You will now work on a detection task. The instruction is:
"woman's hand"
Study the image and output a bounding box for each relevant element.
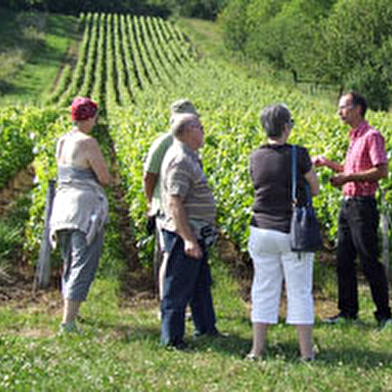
[312,155,328,167]
[311,155,343,173]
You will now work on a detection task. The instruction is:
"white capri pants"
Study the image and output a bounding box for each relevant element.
[248,226,314,325]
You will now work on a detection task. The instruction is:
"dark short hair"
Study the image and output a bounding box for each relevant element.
[260,104,291,138]
[346,91,367,117]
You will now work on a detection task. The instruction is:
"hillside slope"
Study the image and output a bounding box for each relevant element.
[0,8,77,106]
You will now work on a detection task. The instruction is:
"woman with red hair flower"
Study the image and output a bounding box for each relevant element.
[50,97,111,333]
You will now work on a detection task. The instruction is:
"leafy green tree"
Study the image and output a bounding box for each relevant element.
[221,0,335,79]
[319,0,392,110]
[175,0,225,19]
[246,0,335,73]
[279,0,335,81]
[219,0,251,52]
[243,0,289,66]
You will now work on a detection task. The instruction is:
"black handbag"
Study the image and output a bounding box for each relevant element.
[290,145,323,252]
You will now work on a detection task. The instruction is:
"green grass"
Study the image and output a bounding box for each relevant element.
[0,9,77,106]
[177,17,227,59]
[0,255,391,391]
[178,17,293,85]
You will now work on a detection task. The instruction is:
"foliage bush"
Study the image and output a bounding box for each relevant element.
[220,0,392,111]
[0,107,58,190]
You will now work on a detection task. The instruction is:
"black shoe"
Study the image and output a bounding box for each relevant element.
[163,340,188,351]
[193,329,228,340]
[322,313,357,324]
[210,330,229,338]
[173,341,188,350]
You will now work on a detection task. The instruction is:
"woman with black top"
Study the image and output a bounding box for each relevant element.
[247,104,319,362]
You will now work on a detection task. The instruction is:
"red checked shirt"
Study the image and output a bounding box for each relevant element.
[343,120,387,196]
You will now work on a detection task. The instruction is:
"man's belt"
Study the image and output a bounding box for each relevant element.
[343,195,375,202]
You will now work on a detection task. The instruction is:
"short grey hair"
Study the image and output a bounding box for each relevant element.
[260,104,291,138]
[170,113,199,139]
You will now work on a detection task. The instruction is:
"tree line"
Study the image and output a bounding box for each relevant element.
[1,0,226,19]
[220,0,392,111]
[4,0,392,110]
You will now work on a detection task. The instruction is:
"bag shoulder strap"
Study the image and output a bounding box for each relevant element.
[291,145,298,204]
[291,145,312,206]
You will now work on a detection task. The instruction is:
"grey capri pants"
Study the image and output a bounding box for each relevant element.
[57,229,104,302]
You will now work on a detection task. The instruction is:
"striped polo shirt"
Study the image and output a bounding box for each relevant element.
[160,139,216,234]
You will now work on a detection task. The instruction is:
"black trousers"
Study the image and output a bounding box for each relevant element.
[160,230,217,346]
[337,197,391,321]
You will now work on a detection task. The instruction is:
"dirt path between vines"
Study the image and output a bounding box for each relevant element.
[50,22,80,93]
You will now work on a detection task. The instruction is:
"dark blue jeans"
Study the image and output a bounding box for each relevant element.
[160,230,217,346]
[337,197,391,321]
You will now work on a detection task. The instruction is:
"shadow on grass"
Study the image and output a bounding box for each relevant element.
[77,315,392,368]
[316,347,392,368]
[314,319,378,331]
[79,316,161,341]
[190,334,392,368]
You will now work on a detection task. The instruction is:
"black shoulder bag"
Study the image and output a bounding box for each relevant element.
[290,145,323,252]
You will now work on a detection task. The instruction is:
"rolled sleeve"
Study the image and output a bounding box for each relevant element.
[368,132,387,167]
[166,164,191,199]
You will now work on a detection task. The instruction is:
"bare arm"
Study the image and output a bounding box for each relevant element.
[55,138,65,162]
[86,138,111,186]
[304,167,320,196]
[168,195,202,259]
[330,163,388,187]
[143,172,158,204]
[312,155,344,172]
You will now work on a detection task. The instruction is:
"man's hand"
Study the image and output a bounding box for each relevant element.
[168,195,203,259]
[143,172,158,203]
[330,164,388,188]
[184,239,203,259]
[330,173,349,187]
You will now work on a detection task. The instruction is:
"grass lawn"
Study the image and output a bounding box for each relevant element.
[0,253,391,391]
[0,9,77,107]
[177,17,227,59]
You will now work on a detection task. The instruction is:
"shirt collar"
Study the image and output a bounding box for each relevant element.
[350,120,369,139]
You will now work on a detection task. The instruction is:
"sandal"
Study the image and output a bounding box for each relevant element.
[245,352,262,361]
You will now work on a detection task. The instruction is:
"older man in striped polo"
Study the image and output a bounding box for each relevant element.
[159,113,219,349]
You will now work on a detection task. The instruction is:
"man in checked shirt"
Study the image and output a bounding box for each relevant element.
[314,91,392,330]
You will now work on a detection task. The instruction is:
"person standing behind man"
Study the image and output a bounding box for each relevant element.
[143,99,199,298]
[159,113,219,348]
[314,91,391,330]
